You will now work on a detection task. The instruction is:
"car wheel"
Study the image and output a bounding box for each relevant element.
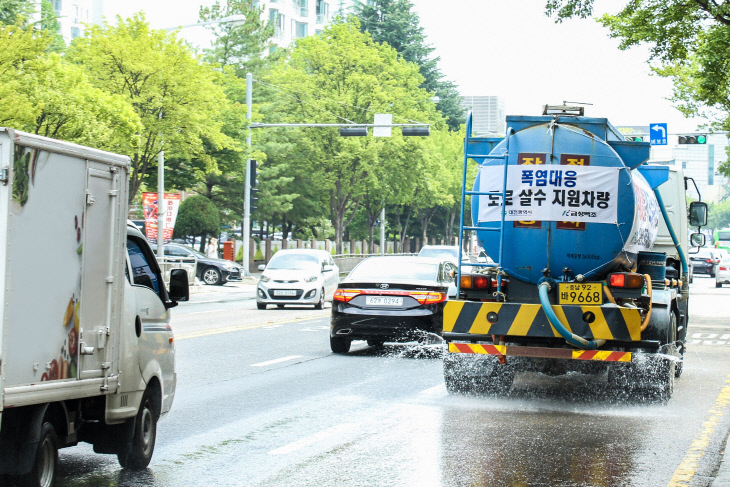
[202,267,222,285]
[18,422,57,487]
[118,387,159,470]
[330,336,350,354]
[257,303,267,310]
[277,304,285,308]
[367,340,385,348]
[314,289,325,310]
[711,269,716,277]
[716,281,722,288]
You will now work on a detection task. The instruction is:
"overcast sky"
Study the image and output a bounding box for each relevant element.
[103,0,708,133]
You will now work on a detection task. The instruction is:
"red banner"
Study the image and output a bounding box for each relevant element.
[143,193,181,242]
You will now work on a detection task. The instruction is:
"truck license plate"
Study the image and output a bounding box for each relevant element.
[558,283,603,305]
[365,296,403,306]
[273,290,297,296]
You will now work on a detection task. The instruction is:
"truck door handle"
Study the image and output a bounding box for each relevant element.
[80,342,95,355]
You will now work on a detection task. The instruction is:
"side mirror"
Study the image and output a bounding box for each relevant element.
[258,264,266,271]
[323,264,333,272]
[168,269,189,302]
[690,233,706,247]
[689,201,708,227]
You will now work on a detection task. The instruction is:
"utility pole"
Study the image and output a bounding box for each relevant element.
[157,151,164,260]
[243,72,253,276]
[380,207,385,255]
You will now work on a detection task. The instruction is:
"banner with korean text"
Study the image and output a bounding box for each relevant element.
[143,192,182,242]
[477,165,621,224]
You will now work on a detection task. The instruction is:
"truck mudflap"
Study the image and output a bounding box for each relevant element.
[447,343,632,362]
[443,300,642,342]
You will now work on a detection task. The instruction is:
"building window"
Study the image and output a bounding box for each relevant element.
[71,26,80,38]
[270,9,285,38]
[54,0,62,11]
[296,21,308,38]
[295,0,309,16]
[316,0,329,23]
[682,161,687,169]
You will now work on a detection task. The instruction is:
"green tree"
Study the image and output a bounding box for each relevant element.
[355,0,465,131]
[544,1,730,174]
[265,19,442,253]
[0,0,32,25]
[173,195,221,250]
[67,14,235,204]
[199,0,275,77]
[39,0,64,52]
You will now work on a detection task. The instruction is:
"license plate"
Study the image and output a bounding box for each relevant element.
[365,296,403,306]
[273,290,297,296]
[558,283,603,305]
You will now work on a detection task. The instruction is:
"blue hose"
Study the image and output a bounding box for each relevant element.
[538,282,604,350]
[653,189,688,276]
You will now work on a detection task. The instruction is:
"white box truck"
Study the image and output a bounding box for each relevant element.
[0,128,188,487]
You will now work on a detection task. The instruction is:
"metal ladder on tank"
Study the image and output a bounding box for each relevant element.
[455,111,514,299]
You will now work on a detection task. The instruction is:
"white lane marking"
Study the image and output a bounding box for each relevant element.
[419,384,447,396]
[268,423,358,455]
[299,326,329,332]
[250,355,302,367]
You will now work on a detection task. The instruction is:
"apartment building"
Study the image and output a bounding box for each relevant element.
[50,0,103,43]
[460,96,506,136]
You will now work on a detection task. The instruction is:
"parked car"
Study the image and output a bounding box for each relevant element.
[330,256,457,353]
[716,258,730,287]
[256,249,339,310]
[151,243,243,285]
[689,248,722,277]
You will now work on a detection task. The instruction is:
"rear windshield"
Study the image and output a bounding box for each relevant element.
[349,258,438,281]
[418,248,458,260]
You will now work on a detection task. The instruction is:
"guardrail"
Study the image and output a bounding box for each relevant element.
[158,256,197,286]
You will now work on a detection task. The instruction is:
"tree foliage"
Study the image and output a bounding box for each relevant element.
[0,0,32,25]
[545,0,730,175]
[174,194,221,241]
[67,14,235,203]
[355,0,464,131]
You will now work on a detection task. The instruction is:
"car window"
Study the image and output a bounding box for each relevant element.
[127,238,160,293]
[167,246,191,258]
[267,253,320,270]
[418,248,459,261]
[349,258,439,281]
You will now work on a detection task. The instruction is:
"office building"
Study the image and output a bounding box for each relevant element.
[460,96,506,136]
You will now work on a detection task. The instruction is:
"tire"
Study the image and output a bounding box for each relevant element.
[277,304,285,308]
[118,387,159,470]
[314,289,325,310]
[18,422,57,487]
[257,303,267,310]
[330,336,350,354]
[716,282,723,288]
[202,267,222,285]
[367,339,385,348]
[443,353,514,396]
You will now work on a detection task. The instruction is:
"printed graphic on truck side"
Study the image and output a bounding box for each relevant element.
[6,146,84,384]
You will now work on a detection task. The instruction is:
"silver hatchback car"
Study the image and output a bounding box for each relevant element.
[257,249,340,309]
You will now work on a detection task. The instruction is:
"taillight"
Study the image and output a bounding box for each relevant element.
[460,274,491,289]
[608,272,644,288]
[706,259,714,264]
[409,291,446,304]
[721,266,728,271]
[333,289,360,302]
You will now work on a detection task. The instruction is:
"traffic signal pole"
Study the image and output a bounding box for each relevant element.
[243,72,253,276]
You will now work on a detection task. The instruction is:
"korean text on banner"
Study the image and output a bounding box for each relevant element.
[477,165,620,224]
[142,192,182,242]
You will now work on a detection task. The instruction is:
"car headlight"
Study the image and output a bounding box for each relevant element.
[221,263,234,270]
[260,275,271,282]
[304,275,319,283]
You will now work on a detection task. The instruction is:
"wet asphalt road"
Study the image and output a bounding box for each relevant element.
[51,276,730,487]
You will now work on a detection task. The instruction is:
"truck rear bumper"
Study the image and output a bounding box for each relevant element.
[447,342,632,362]
[444,300,642,342]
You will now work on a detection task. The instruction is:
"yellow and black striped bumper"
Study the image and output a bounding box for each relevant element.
[444,300,641,342]
[448,343,632,361]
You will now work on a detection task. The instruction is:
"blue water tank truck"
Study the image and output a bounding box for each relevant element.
[444,104,708,401]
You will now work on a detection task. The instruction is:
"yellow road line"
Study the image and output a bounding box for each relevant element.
[669,374,730,486]
[175,316,327,340]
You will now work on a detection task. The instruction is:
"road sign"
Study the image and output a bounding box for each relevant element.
[649,123,668,146]
[374,114,392,137]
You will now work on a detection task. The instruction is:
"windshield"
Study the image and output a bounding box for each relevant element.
[267,253,320,270]
[418,248,458,260]
[718,232,730,241]
[349,258,439,281]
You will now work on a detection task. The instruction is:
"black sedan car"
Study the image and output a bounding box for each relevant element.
[330,256,457,353]
[689,248,721,277]
[151,243,243,285]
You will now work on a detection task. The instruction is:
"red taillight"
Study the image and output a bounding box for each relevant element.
[609,273,625,287]
[609,272,643,288]
[706,259,714,263]
[474,275,490,289]
[460,274,490,289]
[334,289,361,302]
[721,267,728,271]
[409,291,446,304]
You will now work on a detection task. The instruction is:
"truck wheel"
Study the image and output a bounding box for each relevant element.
[202,267,222,285]
[330,336,350,354]
[118,388,159,470]
[18,422,57,487]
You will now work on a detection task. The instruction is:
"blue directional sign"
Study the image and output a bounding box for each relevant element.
[649,123,668,146]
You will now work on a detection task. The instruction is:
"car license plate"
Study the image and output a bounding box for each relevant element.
[365,296,403,306]
[273,290,297,296]
[558,283,603,305]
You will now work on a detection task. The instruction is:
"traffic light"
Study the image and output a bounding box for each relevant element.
[678,134,707,144]
[339,127,368,137]
[625,136,644,142]
[401,126,431,136]
[249,160,259,212]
